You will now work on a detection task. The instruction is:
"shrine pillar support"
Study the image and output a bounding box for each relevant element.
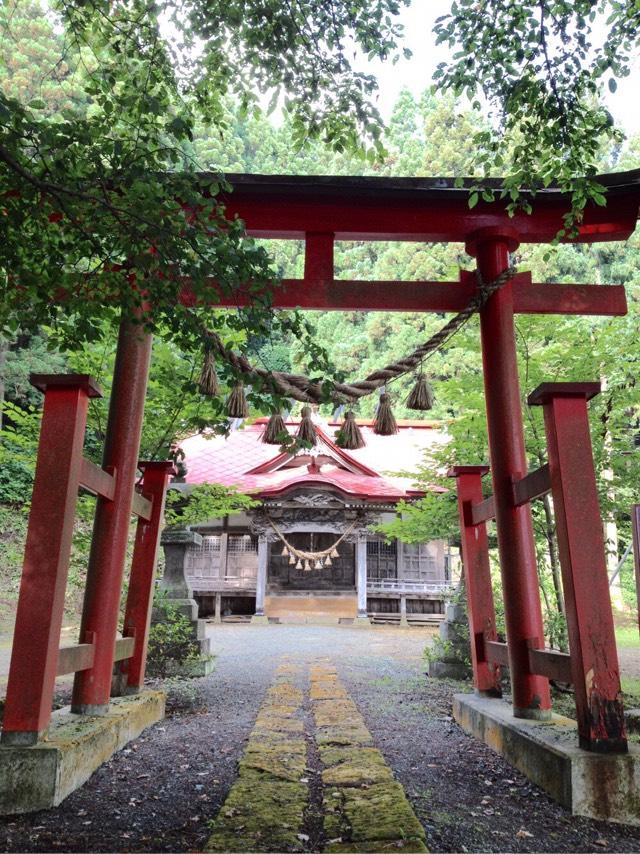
[251,534,269,624]
[72,317,152,714]
[355,534,371,626]
[467,228,551,719]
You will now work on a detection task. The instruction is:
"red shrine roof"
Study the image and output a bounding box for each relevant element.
[179,417,447,502]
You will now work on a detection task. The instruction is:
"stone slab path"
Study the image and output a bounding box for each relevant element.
[206,657,426,852]
[1,624,640,852]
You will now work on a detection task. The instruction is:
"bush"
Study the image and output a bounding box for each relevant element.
[146,594,202,679]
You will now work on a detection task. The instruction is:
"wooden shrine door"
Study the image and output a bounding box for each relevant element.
[269,533,355,590]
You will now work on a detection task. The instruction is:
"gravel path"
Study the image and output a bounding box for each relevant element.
[0,624,640,852]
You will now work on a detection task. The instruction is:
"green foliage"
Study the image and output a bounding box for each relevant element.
[376,490,460,546]
[0,0,409,362]
[146,594,202,679]
[0,503,29,620]
[433,2,636,230]
[164,482,258,528]
[0,400,39,503]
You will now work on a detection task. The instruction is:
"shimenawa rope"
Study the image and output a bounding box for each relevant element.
[201,266,517,405]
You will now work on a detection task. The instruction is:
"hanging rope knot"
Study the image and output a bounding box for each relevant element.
[267,518,357,570]
[197,265,518,406]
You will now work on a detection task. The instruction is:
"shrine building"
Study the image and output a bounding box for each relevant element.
[168,414,456,625]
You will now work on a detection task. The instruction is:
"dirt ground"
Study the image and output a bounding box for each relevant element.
[1,623,640,853]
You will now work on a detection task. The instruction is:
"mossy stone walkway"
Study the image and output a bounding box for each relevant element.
[206,658,427,853]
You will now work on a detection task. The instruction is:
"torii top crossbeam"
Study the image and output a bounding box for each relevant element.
[217,169,640,244]
[198,169,640,317]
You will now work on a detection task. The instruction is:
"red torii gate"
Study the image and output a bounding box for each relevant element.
[2,171,638,754]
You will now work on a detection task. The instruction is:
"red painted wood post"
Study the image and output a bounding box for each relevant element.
[119,461,175,692]
[72,319,152,714]
[1,375,102,744]
[632,505,640,638]
[448,466,501,695]
[467,227,552,719]
[529,382,627,752]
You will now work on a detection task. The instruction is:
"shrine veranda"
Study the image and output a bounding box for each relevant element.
[2,171,640,817]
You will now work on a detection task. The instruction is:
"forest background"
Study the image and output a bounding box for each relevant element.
[1,0,639,649]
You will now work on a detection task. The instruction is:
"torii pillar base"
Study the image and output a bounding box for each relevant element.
[0,691,164,815]
[454,693,640,826]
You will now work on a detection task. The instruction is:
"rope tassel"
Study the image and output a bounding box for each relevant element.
[406,375,434,411]
[335,410,365,449]
[296,405,317,445]
[198,346,219,396]
[373,393,398,436]
[226,382,249,418]
[262,411,287,445]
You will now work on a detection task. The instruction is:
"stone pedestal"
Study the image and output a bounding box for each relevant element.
[454,693,640,825]
[157,529,214,676]
[426,602,472,680]
[0,692,164,814]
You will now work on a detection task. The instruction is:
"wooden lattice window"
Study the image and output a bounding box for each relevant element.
[226,533,258,580]
[185,535,221,580]
[401,542,439,583]
[366,538,397,580]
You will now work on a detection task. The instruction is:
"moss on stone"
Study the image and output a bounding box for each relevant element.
[324,839,429,852]
[320,747,394,787]
[316,725,373,747]
[310,683,349,701]
[323,782,426,845]
[313,700,363,728]
[266,683,304,706]
[205,770,308,852]
[254,714,305,734]
[240,737,307,782]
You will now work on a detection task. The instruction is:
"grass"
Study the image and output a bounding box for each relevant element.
[615,625,640,649]
[621,675,640,703]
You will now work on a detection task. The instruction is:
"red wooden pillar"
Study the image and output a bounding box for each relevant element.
[2,375,102,744]
[72,319,152,714]
[467,227,551,719]
[119,461,175,692]
[448,466,501,695]
[632,505,640,638]
[529,382,626,752]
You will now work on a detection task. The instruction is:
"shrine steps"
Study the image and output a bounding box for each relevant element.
[264,591,357,624]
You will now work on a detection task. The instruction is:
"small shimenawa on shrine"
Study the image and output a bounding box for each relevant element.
[166,413,455,625]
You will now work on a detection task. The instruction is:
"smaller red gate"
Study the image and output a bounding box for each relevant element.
[449,381,626,753]
[1,374,173,745]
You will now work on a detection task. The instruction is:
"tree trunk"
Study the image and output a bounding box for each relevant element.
[0,336,6,431]
[542,492,565,620]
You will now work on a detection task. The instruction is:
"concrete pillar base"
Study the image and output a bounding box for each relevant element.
[353,615,372,628]
[250,614,270,625]
[453,693,640,825]
[399,616,410,628]
[0,691,165,814]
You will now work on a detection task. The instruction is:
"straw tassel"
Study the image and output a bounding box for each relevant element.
[335,410,365,450]
[406,375,434,411]
[296,405,317,445]
[226,382,248,418]
[373,393,398,435]
[198,345,219,396]
[262,411,287,445]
